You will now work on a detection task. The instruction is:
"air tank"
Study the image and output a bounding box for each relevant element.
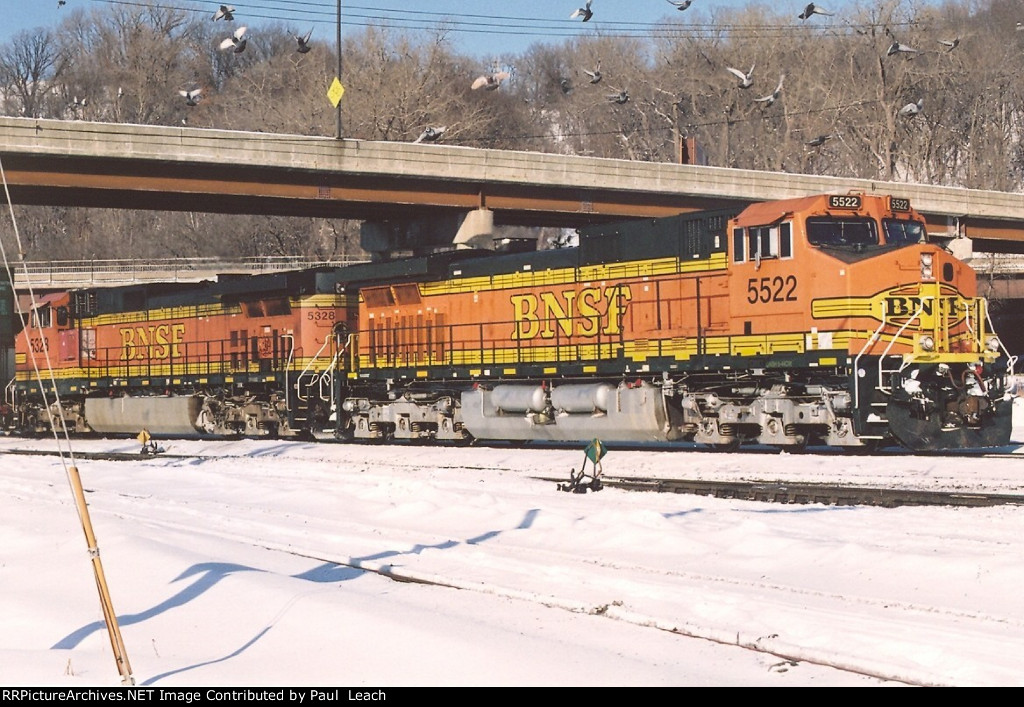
[550,383,615,414]
[491,385,548,413]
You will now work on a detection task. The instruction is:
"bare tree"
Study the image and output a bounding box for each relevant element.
[0,29,66,117]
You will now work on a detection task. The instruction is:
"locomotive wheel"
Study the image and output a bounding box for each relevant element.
[886,399,1014,451]
[841,438,882,455]
[778,438,809,454]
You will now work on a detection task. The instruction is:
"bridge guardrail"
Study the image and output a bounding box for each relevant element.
[966,254,1024,276]
[7,253,1024,289]
[9,256,369,287]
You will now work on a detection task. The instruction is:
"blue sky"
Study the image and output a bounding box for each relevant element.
[2,0,872,57]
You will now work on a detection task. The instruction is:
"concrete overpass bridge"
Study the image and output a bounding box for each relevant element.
[1,117,1023,257]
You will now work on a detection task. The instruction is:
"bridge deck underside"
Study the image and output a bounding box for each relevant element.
[2,117,1024,253]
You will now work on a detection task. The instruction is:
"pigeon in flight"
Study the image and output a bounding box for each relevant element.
[937,37,959,52]
[58,0,66,7]
[607,90,629,104]
[213,5,235,21]
[219,26,248,53]
[666,0,693,10]
[804,134,833,147]
[898,98,923,117]
[570,1,593,22]
[754,74,785,106]
[887,41,917,56]
[471,71,511,91]
[413,126,446,144]
[559,77,573,95]
[798,3,832,20]
[179,88,202,107]
[726,63,755,89]
[583,66,602,84]
[294,29,313,53]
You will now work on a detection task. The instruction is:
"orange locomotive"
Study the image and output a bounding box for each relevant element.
[9,192,1016,451]
[13,269,355,437]
[346,192,1014,451]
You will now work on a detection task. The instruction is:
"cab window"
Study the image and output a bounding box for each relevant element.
[806,218,878,247]
[31,305,51,329]
[883,218,925,246]
[732,223,792,263]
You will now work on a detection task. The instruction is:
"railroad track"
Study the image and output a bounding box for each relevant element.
[5,444,1019,509]
[546,476,1024,508]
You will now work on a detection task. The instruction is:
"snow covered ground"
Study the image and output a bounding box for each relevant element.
[0,399,1021,687]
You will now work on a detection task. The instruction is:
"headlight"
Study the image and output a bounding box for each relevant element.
[919,335,934,351]
[920,253,934,280]
[987,337,1001,352]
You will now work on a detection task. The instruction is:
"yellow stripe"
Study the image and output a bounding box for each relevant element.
[355,328,940,370]
[15,356,335,382]
[419,254,727,297]
[82,295,352,327]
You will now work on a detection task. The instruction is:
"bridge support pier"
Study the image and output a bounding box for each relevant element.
[360,209,495,259]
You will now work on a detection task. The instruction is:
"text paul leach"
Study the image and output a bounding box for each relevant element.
[2,689,386,703]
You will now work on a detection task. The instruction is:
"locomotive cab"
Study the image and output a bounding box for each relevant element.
[727,193,1013,450]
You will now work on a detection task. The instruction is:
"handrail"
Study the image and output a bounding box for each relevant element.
[875,300,925,395]
[984,298,1018,379]
[853,310,888,411]
[295,336,335,403]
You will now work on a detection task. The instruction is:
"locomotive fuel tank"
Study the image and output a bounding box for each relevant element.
[84,395,205,436]
[462,381,679,442]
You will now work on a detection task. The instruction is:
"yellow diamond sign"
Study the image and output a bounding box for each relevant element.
[327,77,345,107]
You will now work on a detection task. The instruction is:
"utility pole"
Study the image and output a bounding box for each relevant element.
[336,0,343,139]
[673,102,681,164]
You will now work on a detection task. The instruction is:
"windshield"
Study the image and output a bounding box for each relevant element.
[883,218,926,246]
[806,218,878,247]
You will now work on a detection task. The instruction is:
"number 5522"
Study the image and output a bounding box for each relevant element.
[746,275,797,304]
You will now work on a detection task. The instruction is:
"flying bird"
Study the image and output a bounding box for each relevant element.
[798,3,832,20]
[754,74,785,106]
[213,5,235,21]
[471,71,511,91]
[219,26,248,53]
[570,1,593,22]
[559,77,573,95]
[413,126,446,144]
[887,41,917,56]
[607,90,629,104]
[666,0,693,10]
[726,63,755,89]
[179,88,202,107]
[898,98,923,117]
[937,37,959,52]
[583,66,602,84]
[804,134,833,147]
[58,0,66,7]
[293,29,313,54]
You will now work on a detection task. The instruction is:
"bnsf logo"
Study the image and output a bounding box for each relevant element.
[510,285,632,340]
[884,296,964,318]
[119,324,186,360]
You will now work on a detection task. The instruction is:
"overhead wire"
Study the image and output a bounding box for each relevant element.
[84,0,917,42]
[27,2,912,151]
